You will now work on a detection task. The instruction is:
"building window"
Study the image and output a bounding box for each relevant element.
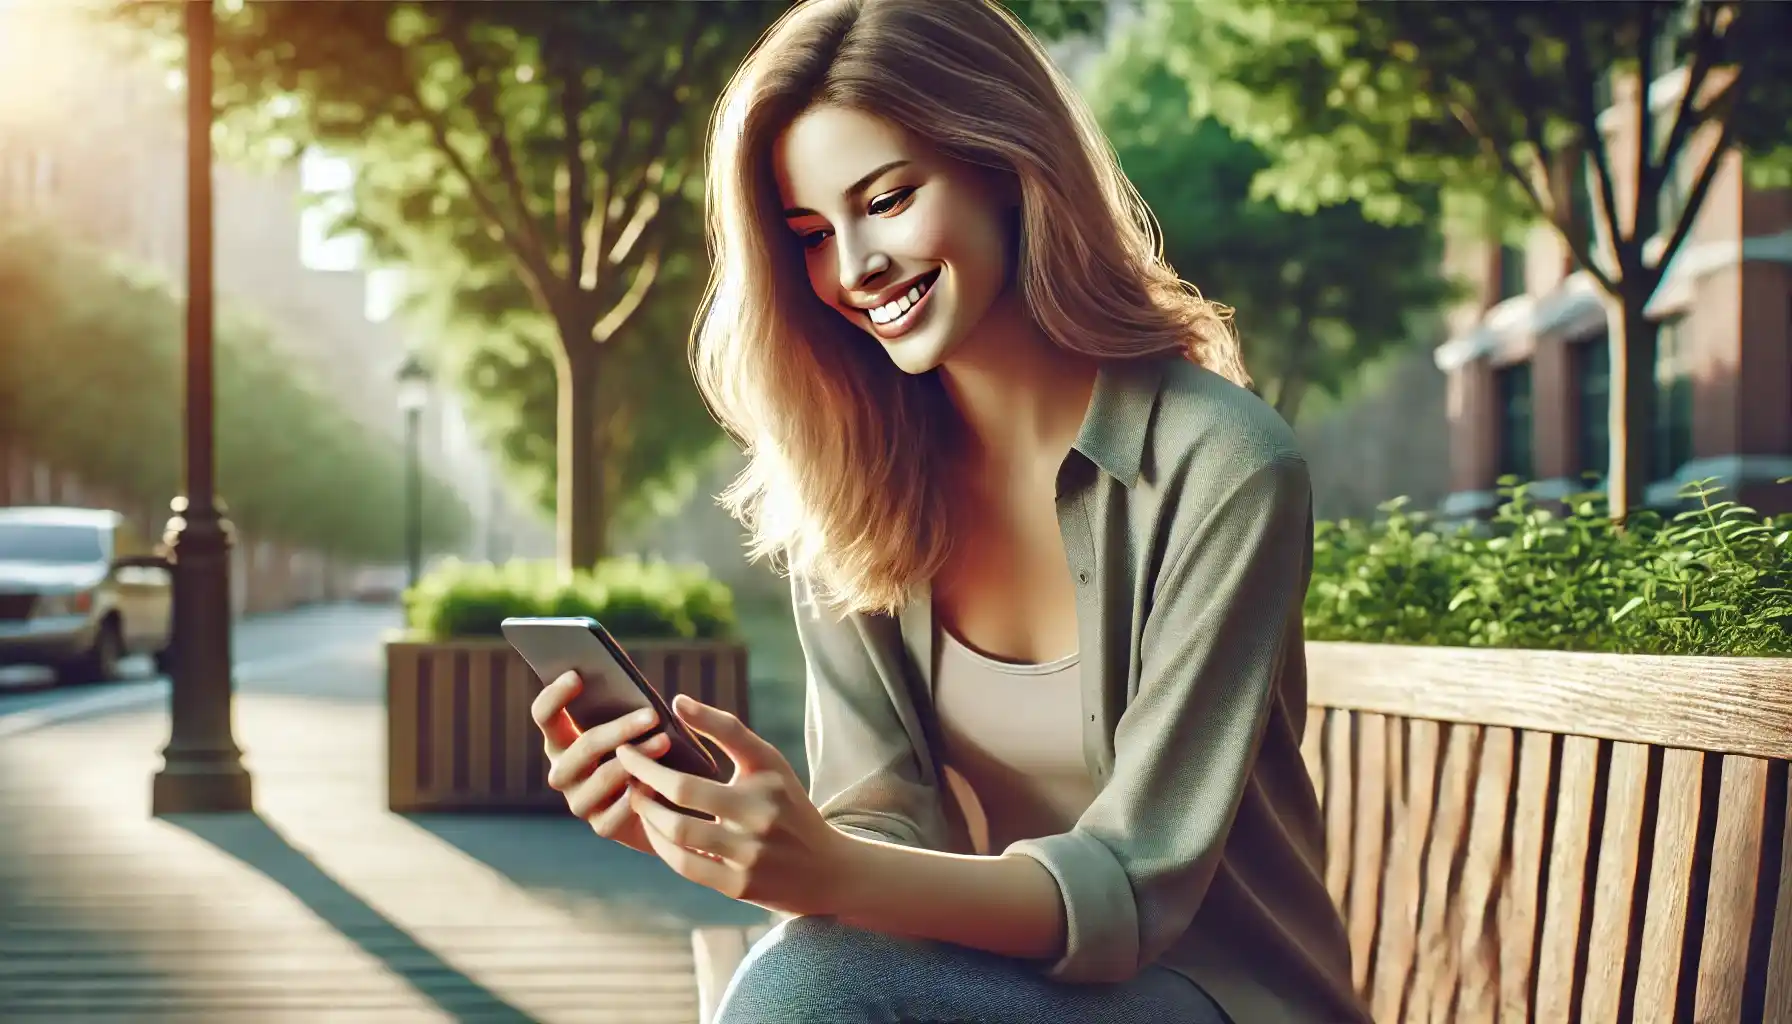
[1497,242,1527,301]
[1495,361,1534,482]
[1653,316,1694,480]
[1573,332,1611,480]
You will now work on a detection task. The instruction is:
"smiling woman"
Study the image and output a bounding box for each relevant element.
[690,0,1246,619]
[528,2,1372,1022]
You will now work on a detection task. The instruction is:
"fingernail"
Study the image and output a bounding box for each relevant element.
[632,708,656,727]
[555,671,579,687]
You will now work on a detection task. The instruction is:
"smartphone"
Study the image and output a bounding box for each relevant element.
[500,616,725,783]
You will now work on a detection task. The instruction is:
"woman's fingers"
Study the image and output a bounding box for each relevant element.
[630,783,750,860]
[615,742,735,817]
[586,787,638,840]
[530,671,584,755]
[563,732,669,814]
[546,708,662,792]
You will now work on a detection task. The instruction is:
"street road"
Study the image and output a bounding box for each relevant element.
[0,602,401,739]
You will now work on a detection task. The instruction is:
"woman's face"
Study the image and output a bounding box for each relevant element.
[773,104,1014,376]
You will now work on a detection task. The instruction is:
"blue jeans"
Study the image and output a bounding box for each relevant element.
[714,916,1234,1024]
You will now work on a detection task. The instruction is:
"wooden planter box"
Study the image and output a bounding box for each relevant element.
[1300,641,1792,1023]
[386,637,749,813]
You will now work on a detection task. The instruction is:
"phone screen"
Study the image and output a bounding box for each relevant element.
[500,616,724,783]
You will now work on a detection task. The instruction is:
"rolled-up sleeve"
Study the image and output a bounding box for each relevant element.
[789,574,946,850]
[1007,451,1313,983]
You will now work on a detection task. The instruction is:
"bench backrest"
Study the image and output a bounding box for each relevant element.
[1302,642,1792,1024]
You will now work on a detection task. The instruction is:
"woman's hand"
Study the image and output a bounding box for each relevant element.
[531,671,671,856]
[616,693,853,917]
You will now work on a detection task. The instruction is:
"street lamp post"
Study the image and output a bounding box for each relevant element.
[152,0,252,816]
[396,353,431,590]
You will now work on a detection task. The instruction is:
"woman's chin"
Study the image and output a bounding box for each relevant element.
[880,331,955,376]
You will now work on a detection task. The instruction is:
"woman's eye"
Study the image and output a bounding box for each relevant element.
[868,187,916,217]
[798,228,832,251]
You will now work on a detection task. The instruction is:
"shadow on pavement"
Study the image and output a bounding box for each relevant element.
[165,812,539,1023]
[405,813,771,933]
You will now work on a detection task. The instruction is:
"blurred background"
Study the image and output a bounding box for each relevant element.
[0,0,1786,1020]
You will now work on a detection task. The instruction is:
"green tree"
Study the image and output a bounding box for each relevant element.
[1153,0,1792,516]
[116,0,1103,572]
[1086,42,1452,423]
[0,221,469,560]
[117,0,780,572]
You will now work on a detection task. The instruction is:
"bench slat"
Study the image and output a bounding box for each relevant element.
[1497,729,1556,1021]
[1696,755,1771,1023]
[1631,748,1709,1022]
[1409,723,1479,1023]
[1368,718,1438,1024]
[1450,726,1514,1022]
[1323,710,1354,908]
[1534,735,1600,1023]
[1581,742,1654,1024]
[1765,769,1792,1023]
[1346,714,1390,994]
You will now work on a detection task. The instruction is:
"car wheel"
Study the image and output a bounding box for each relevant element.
[58,617,123,686]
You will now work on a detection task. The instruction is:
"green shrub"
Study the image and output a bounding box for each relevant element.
[1306,479,1791,656]
[403,557,738,641]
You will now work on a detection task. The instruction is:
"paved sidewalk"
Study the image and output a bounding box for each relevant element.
[0,636,779,1023]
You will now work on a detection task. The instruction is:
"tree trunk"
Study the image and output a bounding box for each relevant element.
[1270,312,1314,425]
[1273,370,1309,425]
[1603,288,1660,521]
[555,340,610,574]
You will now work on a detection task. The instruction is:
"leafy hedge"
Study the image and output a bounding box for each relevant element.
[403,558,737,641]
[1307,480,1791,656]
[0,221,469,560]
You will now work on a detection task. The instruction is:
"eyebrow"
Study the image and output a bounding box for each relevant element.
[782,159,912,220]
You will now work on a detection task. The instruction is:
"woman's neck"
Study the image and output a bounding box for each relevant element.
[936,293,1098,479]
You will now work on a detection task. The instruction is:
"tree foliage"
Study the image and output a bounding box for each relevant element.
[0,221,469,559]
[113,0,1105,570]
[1151,0,1792,515]
[114,0,780,570]
[1086,38,1454,423]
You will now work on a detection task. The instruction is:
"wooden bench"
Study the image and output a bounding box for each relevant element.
[691,642,1792,1023]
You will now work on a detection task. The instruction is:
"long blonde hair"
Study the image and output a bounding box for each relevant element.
[690,0,1244,616]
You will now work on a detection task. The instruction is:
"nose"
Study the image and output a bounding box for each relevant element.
[836,234,891,295]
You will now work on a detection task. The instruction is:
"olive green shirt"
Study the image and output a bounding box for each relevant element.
[790,355,1370,1024]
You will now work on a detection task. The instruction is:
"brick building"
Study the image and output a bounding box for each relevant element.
[1433,71,1792,519]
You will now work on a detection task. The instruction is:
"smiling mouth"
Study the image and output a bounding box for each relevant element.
[863,269,941,327]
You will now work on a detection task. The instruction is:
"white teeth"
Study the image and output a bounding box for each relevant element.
[865,275,933,326]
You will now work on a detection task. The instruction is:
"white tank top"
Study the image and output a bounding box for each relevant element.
[931,625,1096,856]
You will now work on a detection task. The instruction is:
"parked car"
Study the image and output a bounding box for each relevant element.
[0,507,173,685]
[349,564,409,604]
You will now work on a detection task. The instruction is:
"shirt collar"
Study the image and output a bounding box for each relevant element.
[1071,356,1167,488]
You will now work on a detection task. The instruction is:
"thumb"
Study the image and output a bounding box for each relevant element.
[673,694,784,773]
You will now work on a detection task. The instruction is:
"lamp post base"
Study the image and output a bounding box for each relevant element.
[151,497,253,816]
[152,754,253,815]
